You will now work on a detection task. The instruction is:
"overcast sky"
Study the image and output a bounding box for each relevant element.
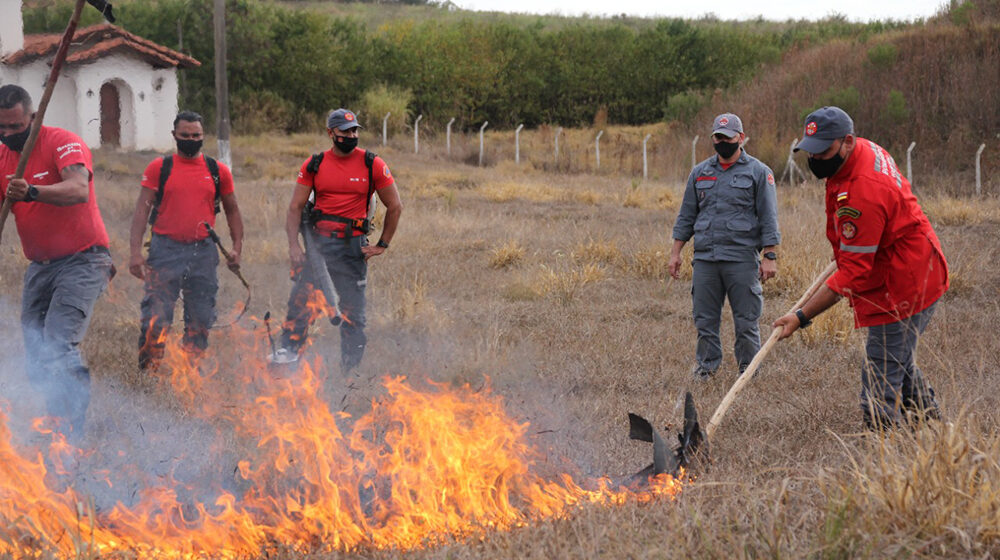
[454,0,949,22]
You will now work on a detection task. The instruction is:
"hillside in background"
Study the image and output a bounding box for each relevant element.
[18,0,1000,180]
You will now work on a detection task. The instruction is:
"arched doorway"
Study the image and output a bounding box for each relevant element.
[99,82,121,146]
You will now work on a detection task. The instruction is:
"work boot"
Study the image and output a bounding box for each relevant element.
[691,365,715,381]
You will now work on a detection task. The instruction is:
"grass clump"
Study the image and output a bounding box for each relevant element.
[490,240,527,269]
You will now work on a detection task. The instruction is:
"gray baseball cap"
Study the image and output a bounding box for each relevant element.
[712,113,743,138]
[326,108,363,131]
[794,106,854,153]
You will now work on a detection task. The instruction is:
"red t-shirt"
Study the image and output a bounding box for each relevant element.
[296,149,393,233]
[141,154,235,242]
[0,126,110,262]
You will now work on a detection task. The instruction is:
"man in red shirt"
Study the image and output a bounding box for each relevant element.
[128,111,244,370]
[0,85,113,444]
[774,106,948,429]
[272,108,402,372]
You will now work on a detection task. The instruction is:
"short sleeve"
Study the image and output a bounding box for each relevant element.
[140,158,163,191]
[373,156,394,190]
[218,161,235,196]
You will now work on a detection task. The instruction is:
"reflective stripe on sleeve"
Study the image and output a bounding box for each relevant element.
[840,242,878,254]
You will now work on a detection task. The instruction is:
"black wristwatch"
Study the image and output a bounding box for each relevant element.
[795,309,812,329]
[763,251,777,261]
[23,184,39,202]
[376,238,389,249]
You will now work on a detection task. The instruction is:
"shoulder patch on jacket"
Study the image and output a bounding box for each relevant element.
[836,206,862,219]
[836,191,849,203]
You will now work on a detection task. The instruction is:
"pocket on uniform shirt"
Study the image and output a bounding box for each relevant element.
[726,218,753,232]
[730,175,755,206]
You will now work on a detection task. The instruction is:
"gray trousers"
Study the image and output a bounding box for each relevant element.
[692,259,763,372]
[281,233,368,371]
[862,301,939,427]
[22,247,112,442]
[139,234,219,368]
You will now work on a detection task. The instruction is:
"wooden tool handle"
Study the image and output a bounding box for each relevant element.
[705,260,837,441]
[0,0,87,242]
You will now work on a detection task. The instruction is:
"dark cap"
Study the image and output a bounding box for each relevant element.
[712,113,743,138]
[326,108,362,131]
[794,106,854,153]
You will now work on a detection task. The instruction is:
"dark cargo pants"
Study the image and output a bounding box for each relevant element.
[280,233,368,371]
[692,259,763,372]
[139,234,219,369]
[862,301,940,428]
[22,247,112,443]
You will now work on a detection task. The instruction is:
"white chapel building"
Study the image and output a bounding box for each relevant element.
[0,0,199,150]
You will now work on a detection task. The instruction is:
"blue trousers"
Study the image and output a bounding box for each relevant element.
[862,301,940,427]
[22,247,112,442]
[138,234,219,368]
[280,233,368,371]
[691,259,763,372]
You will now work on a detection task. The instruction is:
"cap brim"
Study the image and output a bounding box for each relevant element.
[333,122,363,130]
[712,128,739,138]
[793,135,834,154]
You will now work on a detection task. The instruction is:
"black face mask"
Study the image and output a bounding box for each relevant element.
[808,152,845,179]
[176,138,203,157]
[334,136,358,154]
[714,140,739,159]
[0,126,31,152]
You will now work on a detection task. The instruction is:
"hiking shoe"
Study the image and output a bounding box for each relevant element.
[269,347,299,365]
[691,365,715,381]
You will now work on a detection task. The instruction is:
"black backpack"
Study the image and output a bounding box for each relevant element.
[148,154,222,225]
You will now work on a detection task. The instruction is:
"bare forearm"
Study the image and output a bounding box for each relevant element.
[286,207,302,250]
[379,205,402,244]
[226,210,244,254]
[799,284,842,320]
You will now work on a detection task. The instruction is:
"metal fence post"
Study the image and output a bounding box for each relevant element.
[643,133,652,180]
[479,121,489,167]
[691,135,699,169]
[595,130,604,169]
[515,123,524,164]
[906,141,916,185]
[382,112,390,146]
[976,143,986,196]
[555,127,562,162]
[446,117,455,156]
[413,114,423,154]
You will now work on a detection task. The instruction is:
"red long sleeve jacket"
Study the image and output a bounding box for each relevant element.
[824,138,948,327]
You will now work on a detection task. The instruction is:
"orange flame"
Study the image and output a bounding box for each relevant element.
[0,324,683,557]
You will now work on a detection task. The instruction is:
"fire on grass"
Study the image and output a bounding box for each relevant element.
[0,321,684,557]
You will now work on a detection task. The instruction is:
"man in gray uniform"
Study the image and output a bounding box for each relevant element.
[668,113,781,379]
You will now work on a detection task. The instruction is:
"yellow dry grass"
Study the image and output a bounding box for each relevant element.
[1,131,997,559]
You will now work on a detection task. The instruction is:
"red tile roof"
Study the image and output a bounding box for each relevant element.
[2,23,200,69]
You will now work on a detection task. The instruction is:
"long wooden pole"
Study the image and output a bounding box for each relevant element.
[0,0,88,243]
[213,0,231,167]
[705,260,838,441]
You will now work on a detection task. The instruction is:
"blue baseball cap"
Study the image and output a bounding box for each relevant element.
[712,113,743,138]
[326,108,362,131]
[794,106,854,153]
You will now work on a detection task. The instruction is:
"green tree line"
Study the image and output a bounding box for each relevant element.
[22,0,902,132]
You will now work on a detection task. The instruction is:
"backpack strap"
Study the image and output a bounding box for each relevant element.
[204,155,222,215]
[306,152,324,175]
[364,150,377,215]
[148,155,174,225]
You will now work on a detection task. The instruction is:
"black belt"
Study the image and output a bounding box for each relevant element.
[34,245,109,265]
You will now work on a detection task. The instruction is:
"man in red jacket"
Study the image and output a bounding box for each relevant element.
[773,106,948,430]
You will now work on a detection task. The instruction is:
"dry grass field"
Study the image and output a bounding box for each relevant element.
[2,129,1000,558]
